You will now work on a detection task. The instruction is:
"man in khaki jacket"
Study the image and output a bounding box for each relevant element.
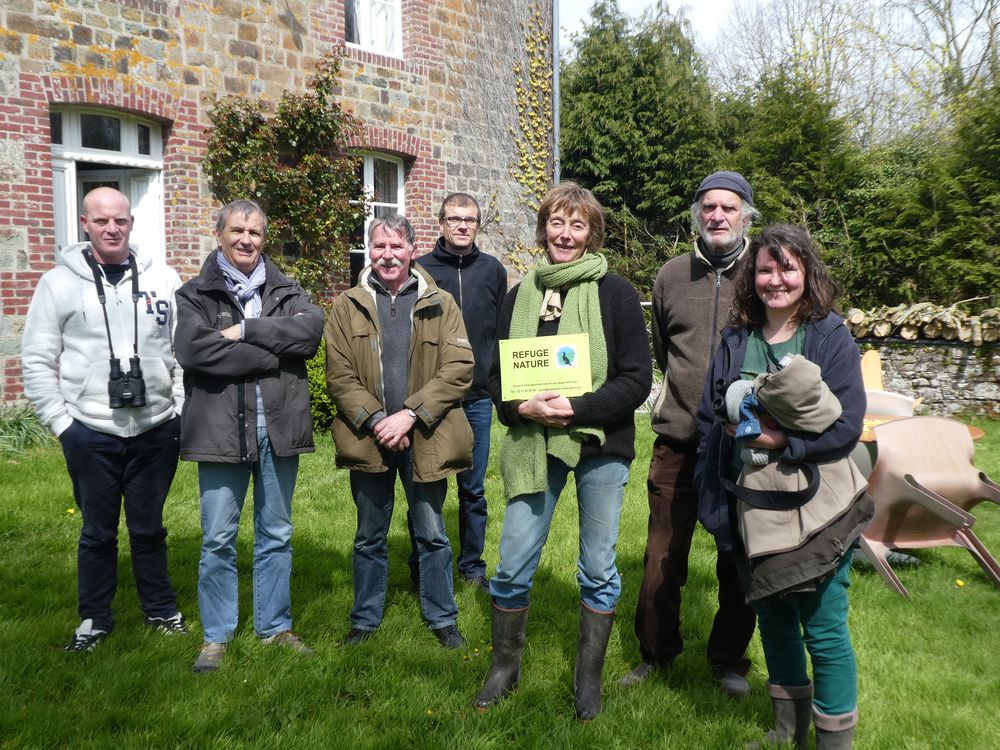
[325,213,474,649]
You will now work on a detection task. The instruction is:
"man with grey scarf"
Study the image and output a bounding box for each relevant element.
[175,199,324,674]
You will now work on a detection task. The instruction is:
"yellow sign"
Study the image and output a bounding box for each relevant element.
[498,333,592,401]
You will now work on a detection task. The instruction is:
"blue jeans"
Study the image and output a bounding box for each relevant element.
[59,417,181,631]
[408,398,492,581]
[754,552,857,716]
[197,426,299,643]
[490,454,629,612]
[350,449,458,630]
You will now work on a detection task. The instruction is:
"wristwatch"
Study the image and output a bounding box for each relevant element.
[406,408,417,420]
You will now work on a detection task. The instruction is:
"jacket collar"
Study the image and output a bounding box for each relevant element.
[692,235,749,272]
[430,236,481,266]
[195,249,290,295]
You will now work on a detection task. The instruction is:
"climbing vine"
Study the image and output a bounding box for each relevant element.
[202,49,366,296]
[510,4,554,214]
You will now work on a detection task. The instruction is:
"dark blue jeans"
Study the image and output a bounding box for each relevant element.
[59,417,181,631]
[408,397,492,581]
[350,449,458,630]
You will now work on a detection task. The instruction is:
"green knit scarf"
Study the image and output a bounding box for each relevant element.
[500,252,609,499]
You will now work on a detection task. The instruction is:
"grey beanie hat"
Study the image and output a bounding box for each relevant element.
[695,171,754,206]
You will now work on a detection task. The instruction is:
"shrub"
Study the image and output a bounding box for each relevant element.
[307,339,336,431]
[0,406,53,455]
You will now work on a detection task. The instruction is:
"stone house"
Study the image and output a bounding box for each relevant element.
[0,0,554,403]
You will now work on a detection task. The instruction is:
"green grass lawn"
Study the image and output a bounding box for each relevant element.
[1,418,998,749]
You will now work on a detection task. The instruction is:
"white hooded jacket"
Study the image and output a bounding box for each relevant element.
[21,242,184,437]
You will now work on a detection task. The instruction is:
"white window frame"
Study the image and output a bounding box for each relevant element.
[345,0,402,58]
[49,107,165,263]
[352,152,406,272]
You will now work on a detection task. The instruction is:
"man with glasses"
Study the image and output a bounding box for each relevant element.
[416,194,507,592]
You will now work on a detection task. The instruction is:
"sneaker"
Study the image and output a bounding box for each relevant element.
[340,627,375,646]
[714,669,751,698]
[144,612,188,635]
[619,660,660,688]
[431,624,466,649]
[261,630,315,656]
[64,619,107,653]
[461,575,490,593]
[193,642,226,673]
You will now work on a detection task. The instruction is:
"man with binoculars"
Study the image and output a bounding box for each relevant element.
[22,186,187,652]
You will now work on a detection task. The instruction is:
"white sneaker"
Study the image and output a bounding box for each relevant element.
[64,619,107,652]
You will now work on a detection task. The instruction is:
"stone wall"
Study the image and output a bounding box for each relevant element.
[0,0,551,403]
[865,340,1000,417]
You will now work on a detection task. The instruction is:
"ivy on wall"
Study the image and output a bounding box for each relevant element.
[202,50,366,295]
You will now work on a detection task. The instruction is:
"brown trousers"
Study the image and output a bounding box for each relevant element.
[632,436,756,673]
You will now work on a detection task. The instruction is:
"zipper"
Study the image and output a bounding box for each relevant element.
[457,254,464,309]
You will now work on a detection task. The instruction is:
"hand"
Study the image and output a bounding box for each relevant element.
[373,409,417,451]
[517,391,574,429]
[220,324,241,341]
[741,422,788,451]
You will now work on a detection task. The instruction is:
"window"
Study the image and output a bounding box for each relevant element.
[345,0,401,56]
[350,153,405,284]
[49,107,165,263]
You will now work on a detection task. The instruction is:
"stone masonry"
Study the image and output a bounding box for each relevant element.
[0,0,552,403]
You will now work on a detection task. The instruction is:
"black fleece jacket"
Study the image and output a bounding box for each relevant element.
[417,239,507,402]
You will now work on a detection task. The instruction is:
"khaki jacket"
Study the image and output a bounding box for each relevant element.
[325,266,474,482]
[737,355,868,558]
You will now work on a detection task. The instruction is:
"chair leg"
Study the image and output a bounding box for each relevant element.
[857,537,910,597]
[955,529,1000,588]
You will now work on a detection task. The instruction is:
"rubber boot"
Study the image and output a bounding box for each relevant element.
[473,602,528,710]
[813,706,857,750]
[747,682,813,750]
[573,604,614,721]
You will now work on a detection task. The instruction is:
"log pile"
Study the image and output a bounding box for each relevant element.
[845,304,1000,345]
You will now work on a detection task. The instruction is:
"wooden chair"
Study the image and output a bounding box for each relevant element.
[858,416,1000,597]
[860,349,885,391]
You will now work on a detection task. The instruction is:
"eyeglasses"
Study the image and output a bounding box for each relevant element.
[443,216,479,227]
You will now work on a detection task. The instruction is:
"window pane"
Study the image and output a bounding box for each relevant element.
[372,158,398,205]
[49,112,63,144]
[80,114,122,151]
[345,1,359,44]
[373,205,395,218]
[371,1,396,53]
[137,124,151,155]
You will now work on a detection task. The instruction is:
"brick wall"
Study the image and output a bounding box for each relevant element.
[0,0,551,404]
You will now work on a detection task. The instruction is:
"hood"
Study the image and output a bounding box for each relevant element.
[58,241,150,280]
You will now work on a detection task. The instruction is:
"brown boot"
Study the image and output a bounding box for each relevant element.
[747,682,813,749]
[573,604,614,721]
[473,602,528,710]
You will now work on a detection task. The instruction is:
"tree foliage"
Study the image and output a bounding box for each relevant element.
[560,1,719,238]
[202,50,366,295]
[560,1,1000,312]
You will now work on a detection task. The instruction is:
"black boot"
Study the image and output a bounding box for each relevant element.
[747,682,813,749]
[473,602,528,710]
[573,604,614,720]
[814,706,857,750]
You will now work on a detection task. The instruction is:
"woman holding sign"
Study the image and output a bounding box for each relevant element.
[473,182,651,719]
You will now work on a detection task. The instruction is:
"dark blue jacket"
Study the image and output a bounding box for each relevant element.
[417,239,507,403]
[694,312,865,552]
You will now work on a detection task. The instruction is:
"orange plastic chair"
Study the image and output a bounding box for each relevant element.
[858,416,1000,597]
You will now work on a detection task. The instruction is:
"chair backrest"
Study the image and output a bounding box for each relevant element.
[861,349,884,391]
[866,416,983,544]
[865,390,919,417]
